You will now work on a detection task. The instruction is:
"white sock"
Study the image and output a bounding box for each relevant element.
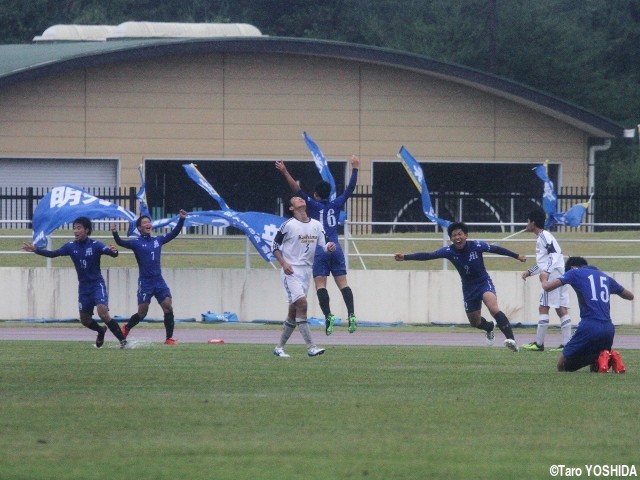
[278,320,296,348]
[296,319,315,348]
[560,315,572,345]
[536,315,549,346]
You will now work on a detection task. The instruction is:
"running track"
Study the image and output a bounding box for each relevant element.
[2,325,640,349]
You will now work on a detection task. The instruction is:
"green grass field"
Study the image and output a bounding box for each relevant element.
[1,340,638,480]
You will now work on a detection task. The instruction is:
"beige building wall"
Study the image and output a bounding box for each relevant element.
[0,51,588,192]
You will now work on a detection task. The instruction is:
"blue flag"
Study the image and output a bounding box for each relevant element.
[303,131,336,200]
[302,131,348,224]
[398,146,451,229]
[32,185,137,247]
[533,162,589,228]
[532,162,557,227]
[153,210,282,262]
[553,203,589,227]
[137,164,151,218]
[178,163,285,261]
[182,163,230,211]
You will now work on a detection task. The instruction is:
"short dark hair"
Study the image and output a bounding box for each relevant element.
[314,180,332,200]
[528,209,546,229]
[565,256,588,270]
[447,222,468,238]
[136,215,151,228]
[73,216,92,235]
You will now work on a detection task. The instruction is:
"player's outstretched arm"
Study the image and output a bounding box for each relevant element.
[275,160,301,194]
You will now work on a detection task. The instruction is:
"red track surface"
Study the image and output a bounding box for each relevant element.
[2,325,640,349]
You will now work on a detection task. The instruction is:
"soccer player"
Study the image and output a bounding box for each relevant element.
[394,221,526,351]
[275,155,359,336]
[272,196,336,358]
[110,209,187,345]
[22,216,127,348]
[540,256,633,373]
[520,209,572,351]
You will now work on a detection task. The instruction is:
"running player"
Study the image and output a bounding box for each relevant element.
[22,216,127,348]
[521,209,572,351]
[110,209,187,345]
[275,155,359,336]
[394,221,526,351]
[272,196,335,358]
[540,257,633,373]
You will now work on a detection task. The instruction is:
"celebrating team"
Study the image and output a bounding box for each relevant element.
[22,156,633,373]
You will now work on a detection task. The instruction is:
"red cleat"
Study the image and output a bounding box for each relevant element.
[121,325,129,338]
[610,350,626,374]
[164,338,178,345]
[595,350,611,373]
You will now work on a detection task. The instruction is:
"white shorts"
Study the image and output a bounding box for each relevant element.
[280,265,312,304]
[539,270,570,308]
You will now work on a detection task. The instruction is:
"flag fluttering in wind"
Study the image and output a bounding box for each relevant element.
[137,164,151,218]
[303,131,336,201]
[532,161,589,229]
[31,185,137,247]
[397,146,451,229]
[174,163,284,262]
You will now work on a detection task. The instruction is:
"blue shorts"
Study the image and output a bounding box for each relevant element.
[313,244,347,278]
[563,320,614,360]
[462,278,496,313]
[137,277,172,305]
[78,280,108,314]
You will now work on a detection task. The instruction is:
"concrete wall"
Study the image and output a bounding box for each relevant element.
[3,267,637,325]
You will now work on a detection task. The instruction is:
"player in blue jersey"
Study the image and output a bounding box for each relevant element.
[22,216,127,348]
[540,256,633,373]
[394,222,526,351]
[111,209,187,345]
[276,155,359,336]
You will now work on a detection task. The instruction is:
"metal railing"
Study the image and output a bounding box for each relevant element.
[3,219,640,272]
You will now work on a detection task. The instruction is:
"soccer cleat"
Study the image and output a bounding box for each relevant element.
[119,339,128,349]
[547,345,564,352]
[325,314,336,336]
[485,322,495,346]
[348,314,357,334]
[504,339,519,352]
[96,326,107,348]
[273,347,290,358]
[121,325,130,338]
[610,350,626,373]
[164,338,178,345]
[521,342,544,352]
[595,350,611,373]
[307,346,326,357]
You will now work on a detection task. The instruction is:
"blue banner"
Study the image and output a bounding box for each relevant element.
[533,162,588,228]
[398,146,451,229]
[176,164,285,261]
[182,163,230,211]
[137,164,151,218]
[532,162,557,227]
[303,131,337,201]
[153,210,282,262]
[32,185,137,247]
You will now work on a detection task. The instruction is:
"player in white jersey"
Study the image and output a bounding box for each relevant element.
[521,209,572,351]
[272,196,336,358]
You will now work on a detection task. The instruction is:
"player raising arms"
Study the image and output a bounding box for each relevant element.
[22,216,127,348]
[275,155,359,336]
[111,209,187,345]
[394,221,526,351]
[272,196,335,358]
